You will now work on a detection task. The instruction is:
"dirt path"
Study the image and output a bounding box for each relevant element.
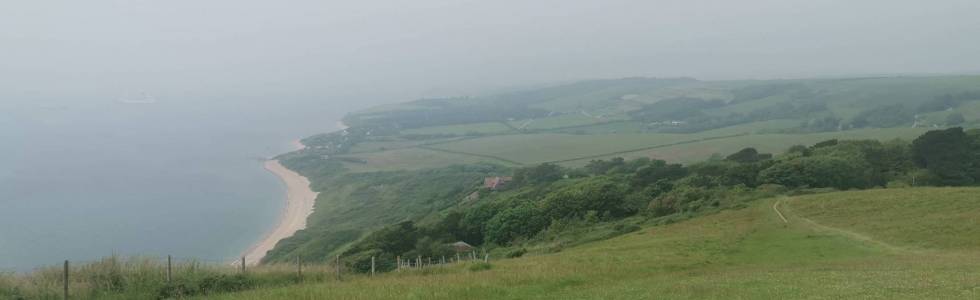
[773,197,909,253]
[771,198,788,223]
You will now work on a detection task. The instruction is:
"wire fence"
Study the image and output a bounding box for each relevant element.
[2,250,493,299]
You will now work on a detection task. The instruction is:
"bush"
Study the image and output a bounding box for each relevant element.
[506,248,528,258]
[613,223,641,234]
[468,262,492,272]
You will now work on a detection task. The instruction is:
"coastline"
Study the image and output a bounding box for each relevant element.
[240,143,317,266]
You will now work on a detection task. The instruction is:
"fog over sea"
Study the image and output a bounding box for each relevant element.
[0,95,343,271]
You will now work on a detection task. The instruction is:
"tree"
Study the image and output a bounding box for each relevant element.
[630,160,687,187]
[540,177,628,220]
[759,156,872,189]
[726,148,772,163]
[484,202,547,244]
[912,127,975,186]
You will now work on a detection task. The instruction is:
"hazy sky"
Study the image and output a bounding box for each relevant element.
[3,0,979,107]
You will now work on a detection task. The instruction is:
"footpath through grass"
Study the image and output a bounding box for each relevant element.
[204,187,980,299]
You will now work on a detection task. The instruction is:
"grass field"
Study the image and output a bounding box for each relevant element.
[202,187,980,299]
[510,114,602,130]
[427,133,706,165]
[560,127,929,166]
[400,122,513,135]
[334,126,930,172]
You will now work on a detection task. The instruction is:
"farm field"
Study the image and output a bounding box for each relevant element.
[399,122,513,135]
[561,127,930,166]
[426,133,710,165]
[204,188,980,299]
[336,126,931,172]
[510,113,602,130]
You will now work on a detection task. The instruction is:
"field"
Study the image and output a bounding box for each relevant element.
[561,127,929,166]
[399,122,513,135]
[333,126,932,172]
[203,187,980,299]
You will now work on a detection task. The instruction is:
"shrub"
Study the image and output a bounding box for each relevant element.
[506,248,528,258]
[468,262,492,272]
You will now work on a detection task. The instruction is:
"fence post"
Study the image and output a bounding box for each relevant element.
[63,260,69,300]
[428,257,432,266]
[484,253,489,263]
[416,256,421,269]
[296,256,302,278]
[371,256,376,276]
[456,253,461,263]
[335,255,341,281]
[166,255,172,283]
[240,257,246,273]
[397,256,401,271]
[441,256,446,265]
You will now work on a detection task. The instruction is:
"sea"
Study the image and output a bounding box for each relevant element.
[0,94,345,271]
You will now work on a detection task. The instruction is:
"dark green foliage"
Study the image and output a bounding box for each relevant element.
[725,148,772,163]
[912,127,976,185]
[812,139,839,148]
[485,202,548,244]
[759,156,870,189]
[506,248,527,258]
[539,177,628,221]
[468,262,492,272]
[630,160,688,188]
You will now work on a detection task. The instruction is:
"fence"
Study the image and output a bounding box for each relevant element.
[37,250,491,299]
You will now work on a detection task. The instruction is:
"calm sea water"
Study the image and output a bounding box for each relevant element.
[0,96,343,271]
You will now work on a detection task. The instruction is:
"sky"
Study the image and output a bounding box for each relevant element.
[2,0,980,108]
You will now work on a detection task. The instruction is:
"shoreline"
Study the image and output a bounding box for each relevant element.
[240,142,316,266]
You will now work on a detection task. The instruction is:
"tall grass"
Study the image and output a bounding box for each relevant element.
[0,256,338,299]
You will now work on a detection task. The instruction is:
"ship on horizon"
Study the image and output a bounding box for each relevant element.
[117,92,158,104]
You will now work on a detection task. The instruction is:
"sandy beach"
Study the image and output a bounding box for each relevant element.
[240,159,318,266]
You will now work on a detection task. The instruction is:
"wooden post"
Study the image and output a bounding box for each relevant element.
[441,256,446,265]
[428,257,432,266]
[240,257,246,273]
[484,253,489,263]
[397,256,401,271]
[166,255,172,283]
[416,256,421,269]
[456,252,461,263]
[63,260,69,300]
[335,255,341,280]
[296,256,302,278]
[371,256,376,276]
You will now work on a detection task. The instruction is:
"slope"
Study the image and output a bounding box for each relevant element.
[206,187,980,299]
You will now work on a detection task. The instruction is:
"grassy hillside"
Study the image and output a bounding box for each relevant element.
[205,188,980,299]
